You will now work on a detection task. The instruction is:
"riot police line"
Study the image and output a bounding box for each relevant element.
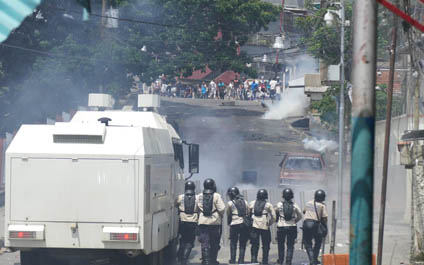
[175,179,328,265]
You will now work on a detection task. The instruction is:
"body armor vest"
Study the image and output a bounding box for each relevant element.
[254,200,266,217]
[183,190,196,214]
[202,189,215,217]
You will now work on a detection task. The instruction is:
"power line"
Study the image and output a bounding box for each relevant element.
[51,6,186,29]
[0,43,56,57]
[49,5,263,35]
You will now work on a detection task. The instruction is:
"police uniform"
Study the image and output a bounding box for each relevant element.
[275,200,303,265]
[198,191,226,265]
[176,191,199,265]
[227,196,250,264]
[303,200,328,264]
[249,200,276,264]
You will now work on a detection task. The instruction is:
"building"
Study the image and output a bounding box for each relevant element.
[241,0,318,85]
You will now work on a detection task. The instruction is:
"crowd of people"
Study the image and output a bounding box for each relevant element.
[176,179,328,265]
[146,76,284,102]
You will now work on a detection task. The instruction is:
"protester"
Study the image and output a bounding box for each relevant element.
[209,80,217,99]
[218,80,225,99]
[201,82,208,99]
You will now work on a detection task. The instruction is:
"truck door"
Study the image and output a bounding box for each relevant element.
[10,158,138,223]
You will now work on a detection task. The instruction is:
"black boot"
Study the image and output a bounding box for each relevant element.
[251,245,258,263]
[238,247,246,264]
[229,242,237,264]
[181,244,193,265]
[306,248,315,265]
[201,247,211,265]
[286,247,294,265]
[277,250,284,265]
[313,249,321,264]
[262,248,270,265]
[211,248,220,265]
[177,243,184,264]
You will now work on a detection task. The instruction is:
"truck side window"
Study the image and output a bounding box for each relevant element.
[173,143,184,169]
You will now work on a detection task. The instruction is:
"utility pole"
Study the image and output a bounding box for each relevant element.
[350,0,377,264]
[337,0,345,227]
[100,0,108,38]
[377,3,398,264]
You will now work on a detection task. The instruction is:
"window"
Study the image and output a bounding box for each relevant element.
[173,142,184,169]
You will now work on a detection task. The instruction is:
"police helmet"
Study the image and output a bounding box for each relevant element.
[203,178,216,191]
[185,181,195,192]
[314,189,326,202]
[282,188,294,201]
[227,187,240,200]
[257,189,268,200]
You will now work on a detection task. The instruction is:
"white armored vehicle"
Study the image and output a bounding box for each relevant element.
[4,94,199,265]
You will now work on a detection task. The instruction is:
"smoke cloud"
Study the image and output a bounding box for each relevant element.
[262,87,309,120]
[302,137,338,153]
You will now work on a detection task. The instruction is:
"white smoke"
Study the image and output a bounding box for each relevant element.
[302,137,338,153]
[262,87,309,120]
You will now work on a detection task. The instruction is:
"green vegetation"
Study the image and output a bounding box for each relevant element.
[375,88,403,121]
[311,84,403,130]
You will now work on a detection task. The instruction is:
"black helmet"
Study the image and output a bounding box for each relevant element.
[203,178,216,191]
[282,188,294,201]
[185,181,195,191]
[227,187,240,200]
[257,189,268,200]
[314,189,326,202]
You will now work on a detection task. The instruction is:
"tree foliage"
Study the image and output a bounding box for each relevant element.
[311,85,403,128]
[310,85,338,128]
[295,2,390,71]
[375,88,403,121]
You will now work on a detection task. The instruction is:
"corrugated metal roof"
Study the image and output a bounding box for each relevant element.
[0,0,43,43]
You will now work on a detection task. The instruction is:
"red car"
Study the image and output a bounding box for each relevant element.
[278,152,327,187]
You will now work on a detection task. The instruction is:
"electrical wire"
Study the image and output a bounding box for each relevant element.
[52,6,186,29]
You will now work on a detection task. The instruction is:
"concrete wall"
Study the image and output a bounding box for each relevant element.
[374,114,413,219]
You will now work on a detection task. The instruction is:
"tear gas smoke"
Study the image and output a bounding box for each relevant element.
[303,137,338,153]
[262,87,309,120]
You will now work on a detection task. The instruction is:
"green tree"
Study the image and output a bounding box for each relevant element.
[295,2,390,67]
[375,88,403,121]
[310,85,338,128]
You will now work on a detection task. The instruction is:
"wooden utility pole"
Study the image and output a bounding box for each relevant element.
[377,2,398,263]
[100,0,108,37]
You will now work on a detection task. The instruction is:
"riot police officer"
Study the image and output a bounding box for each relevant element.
[249,189,276,265]
[176,181,199,265]
[303,189,328,265]
[226,187,250,264]
[197,179,226,265]
[275,188,303,265]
